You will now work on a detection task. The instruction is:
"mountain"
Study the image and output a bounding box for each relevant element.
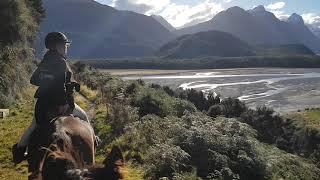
[38,0,174,58]
[308,25,320,38]
[177,6,320,54]
[151,15,176,32]
[156,30,255,58]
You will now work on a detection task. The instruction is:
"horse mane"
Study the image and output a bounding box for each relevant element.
[36,116,93,180]
[41,144,125,180]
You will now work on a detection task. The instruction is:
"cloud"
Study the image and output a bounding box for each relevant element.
[110,0,170,14]
[265,2,288,20]
[266,2,286,10]
[302,13,320,25]
[272,10,290,20]
[109,0,224,28]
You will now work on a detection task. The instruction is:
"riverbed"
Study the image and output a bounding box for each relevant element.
[119,68,320,112]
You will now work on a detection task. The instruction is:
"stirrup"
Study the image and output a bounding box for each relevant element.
[95,136,101,147]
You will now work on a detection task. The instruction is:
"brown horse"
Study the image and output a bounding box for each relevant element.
[27,115,124,180]
[27,115,95,179]
[42,144,125,180]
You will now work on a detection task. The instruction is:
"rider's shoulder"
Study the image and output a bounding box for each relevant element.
[43,50,67,67]
[44,50,66,62]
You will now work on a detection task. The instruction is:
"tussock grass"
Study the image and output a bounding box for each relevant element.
[74,93,90,111]
[79,83,99,102]
[303,109,320,129]
[288,109,320,129]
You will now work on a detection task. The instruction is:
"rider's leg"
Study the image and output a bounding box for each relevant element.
[17,98,38,148]
[72,103,90,124]
[13,116,36,164]
[17,116,36,147]
[13,99,38,164]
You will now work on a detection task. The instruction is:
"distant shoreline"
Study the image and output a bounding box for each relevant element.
[77,55,320,70]
[100,67,320,77]
[100,69,197,76]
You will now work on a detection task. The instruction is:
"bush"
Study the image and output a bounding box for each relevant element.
[107,102,139,138]
[75,67,320,180]
[144,144,191,179]
[207,104,223,118]
[220,97,247,117]
[173,99,197,117]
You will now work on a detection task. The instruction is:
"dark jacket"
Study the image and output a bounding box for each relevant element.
[30,50,74,105]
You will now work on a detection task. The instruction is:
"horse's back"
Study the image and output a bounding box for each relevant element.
[54,116,95,166]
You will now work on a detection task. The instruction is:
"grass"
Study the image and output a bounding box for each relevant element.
[122,163,145,180]
[74,93,90,111]
[0,86,143,180]
[288,108,320,129]
[0,87,35,180]
[79,83,99,102]
[303,109,320,128]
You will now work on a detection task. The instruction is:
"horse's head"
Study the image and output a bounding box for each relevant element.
[41,145,125,180]
[41,145,78,180]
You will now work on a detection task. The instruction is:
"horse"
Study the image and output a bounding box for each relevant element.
[42,144,125,180]
[25,82,124,179]
[26,115,95,179]
[27,115,124,180]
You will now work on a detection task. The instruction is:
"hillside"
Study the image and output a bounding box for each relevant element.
[151,15,176,32]
[2,66,320,179]
[156,30,255,58]
[37,0,174,58]
[0,0,44,108]
[177,6,320,54]
[256,44,316,56]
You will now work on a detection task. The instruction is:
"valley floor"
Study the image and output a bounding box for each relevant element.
[101,69,197,76]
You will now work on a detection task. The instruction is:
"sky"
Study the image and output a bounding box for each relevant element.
[95,0,320,28]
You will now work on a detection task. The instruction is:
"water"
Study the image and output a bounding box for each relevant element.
[123,68,320,112]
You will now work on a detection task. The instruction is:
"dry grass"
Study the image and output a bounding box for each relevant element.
[288,109,320,129]
[303,109,320,129]
[79,83,99,102]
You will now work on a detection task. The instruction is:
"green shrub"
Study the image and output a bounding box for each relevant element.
[144,144,191,179]
[73,66,320,180]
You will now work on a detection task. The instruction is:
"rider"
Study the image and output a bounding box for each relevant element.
[12,32,91,164]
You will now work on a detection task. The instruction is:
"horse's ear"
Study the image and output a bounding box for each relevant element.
[103,146,124,167]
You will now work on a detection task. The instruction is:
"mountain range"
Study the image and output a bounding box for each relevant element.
[38,1,320,58]
[157,30,255,58]
[38,0,174,58]
[158,30,315,59]
[177,6,320,54]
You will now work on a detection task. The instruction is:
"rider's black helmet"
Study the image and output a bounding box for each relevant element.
[45,32,71,49]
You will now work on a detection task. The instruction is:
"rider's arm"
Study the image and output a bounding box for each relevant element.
[30,62,55,87]
[50,59,68,89]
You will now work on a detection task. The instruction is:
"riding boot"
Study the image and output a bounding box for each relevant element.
[12,143,27,164]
